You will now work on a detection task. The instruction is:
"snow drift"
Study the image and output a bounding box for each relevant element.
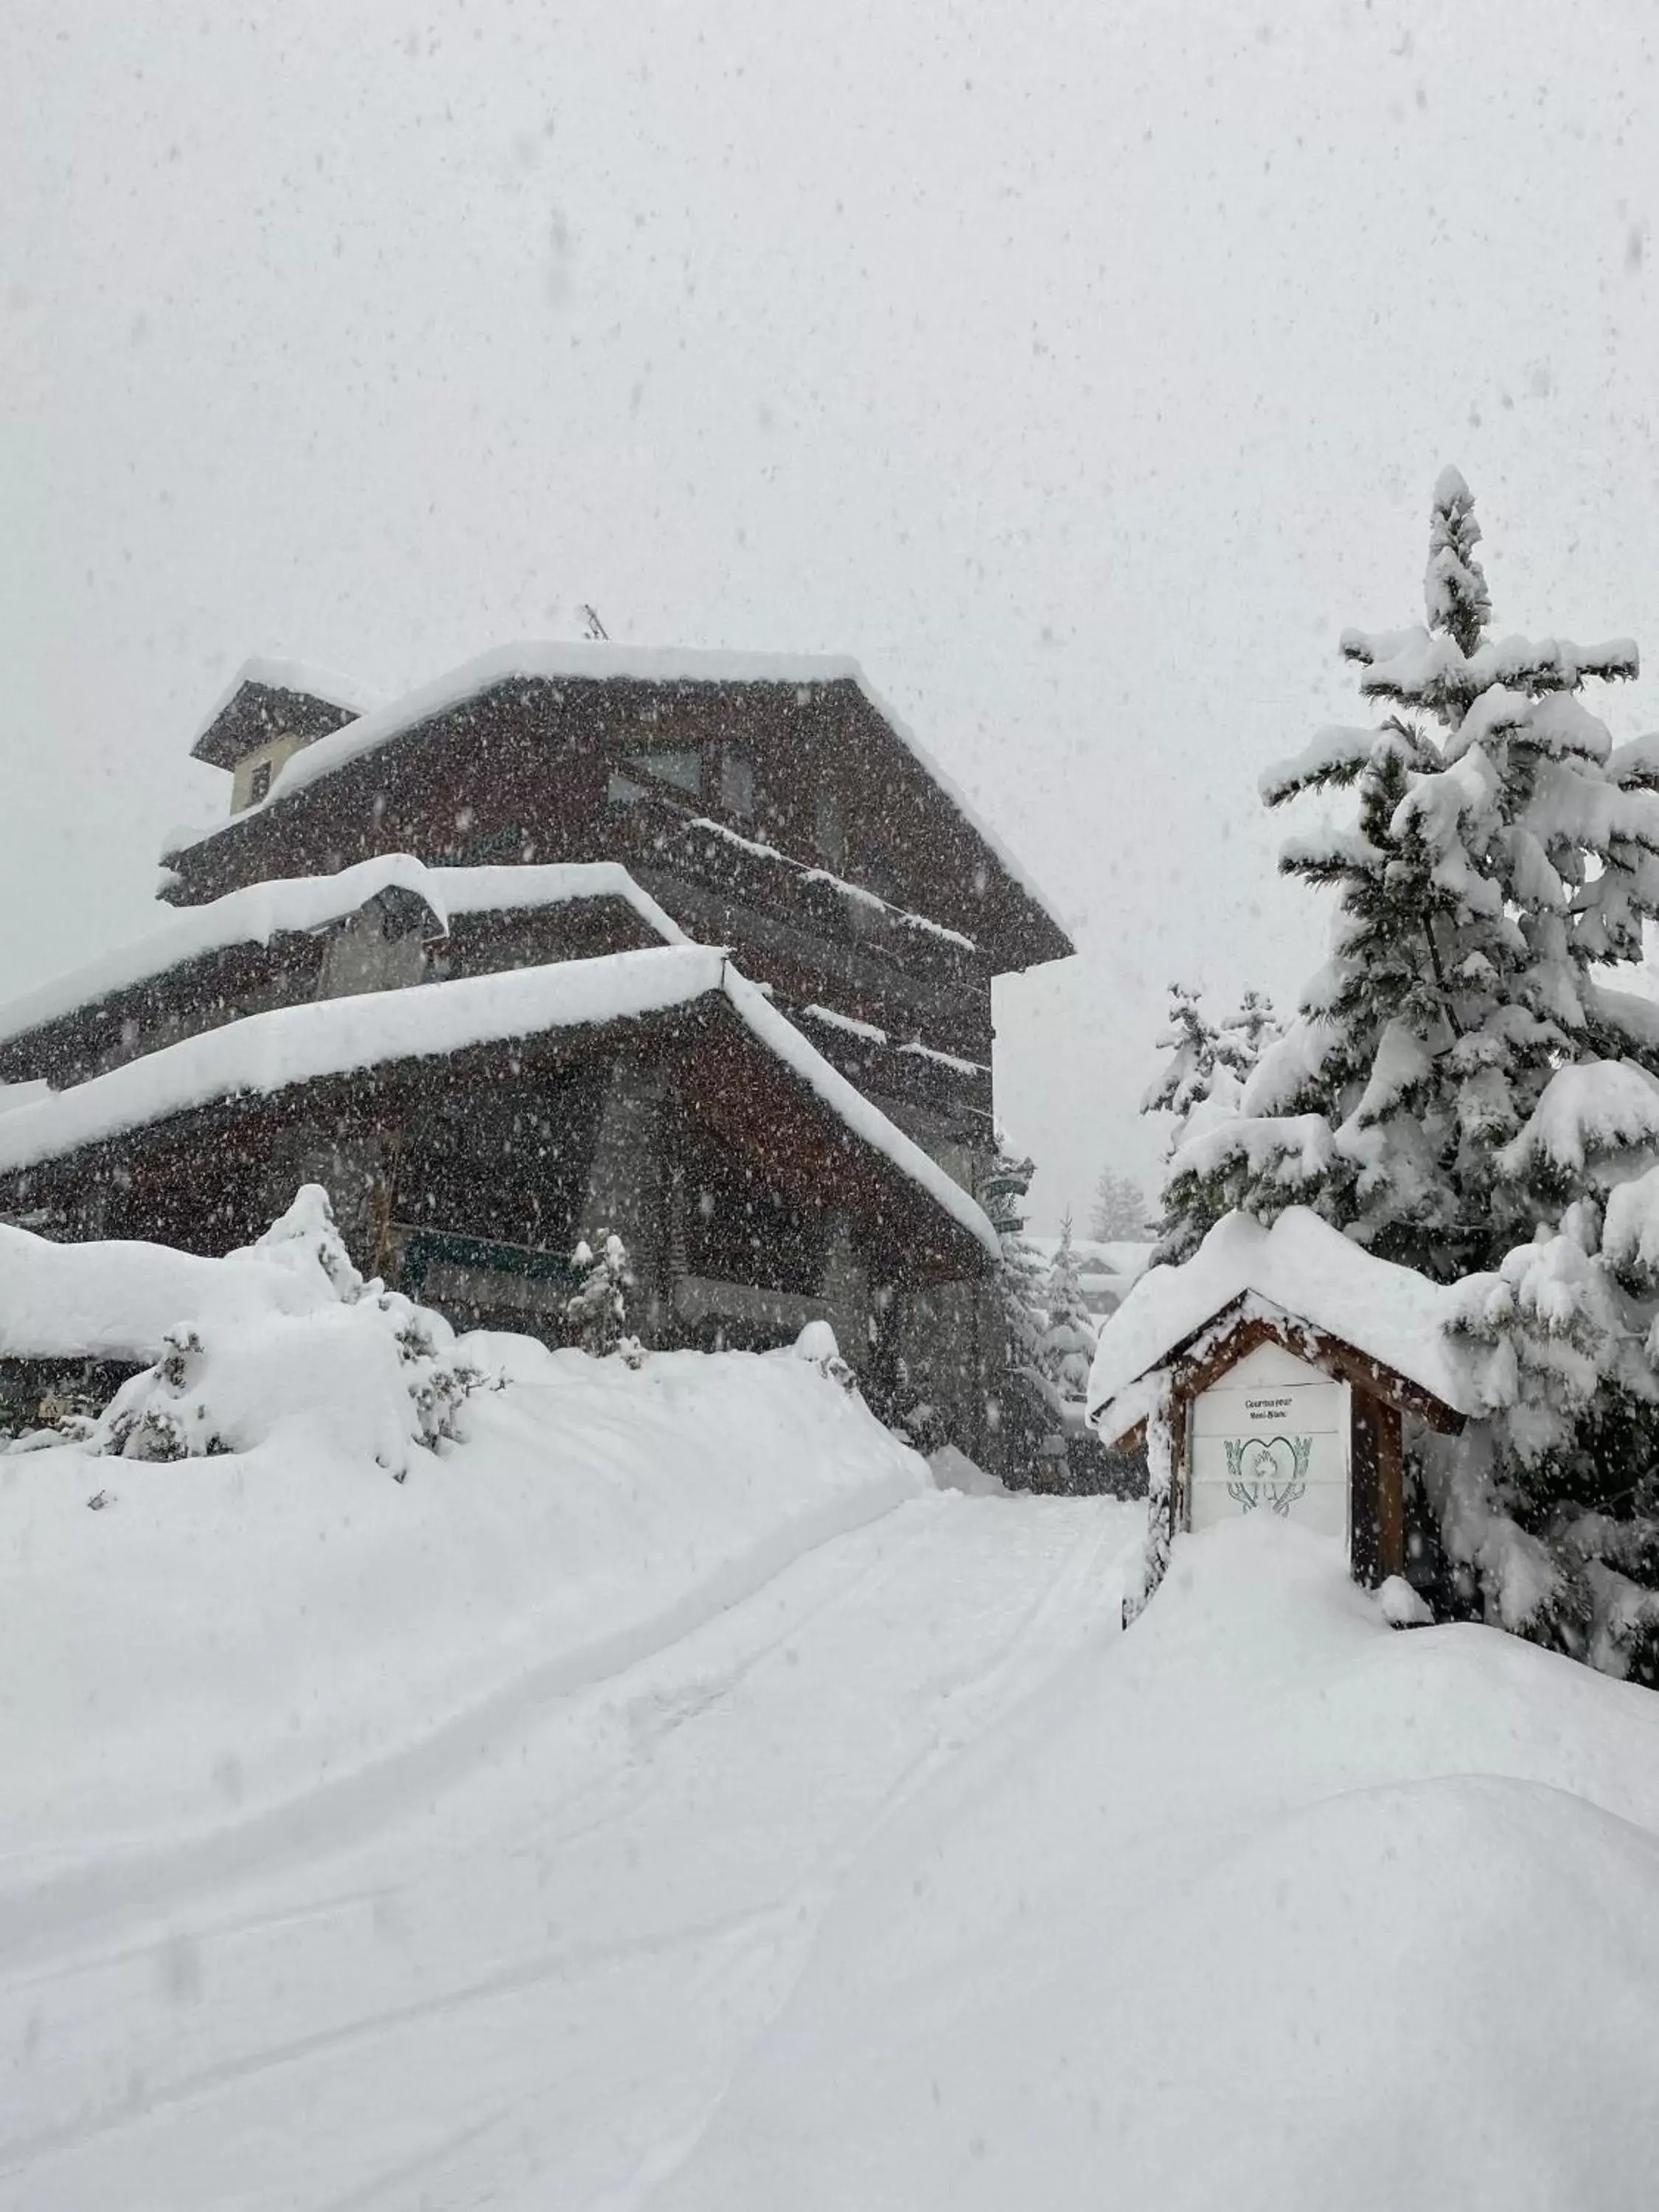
[649,1519,1659,2212]
[0,1243,931,1857]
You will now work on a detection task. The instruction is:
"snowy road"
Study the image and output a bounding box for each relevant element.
[0,1487,1141,2210]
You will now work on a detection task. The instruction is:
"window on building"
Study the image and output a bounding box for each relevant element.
[249,759,272,804]
[720,745,756,818]
[815,789,846,873]
[622,745,702,798]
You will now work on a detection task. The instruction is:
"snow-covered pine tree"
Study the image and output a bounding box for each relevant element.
[566,1231,640,1360]
[1171,467,1659,1674]
[979,1138,1050,1368]
[1141,984,1243,1129]
[1035,1215,1097,1400]
[1089,1168,1149,1243]
[1144,984,1276,1263]
[1218,988,1281,1068]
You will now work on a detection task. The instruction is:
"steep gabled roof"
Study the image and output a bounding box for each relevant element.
[0,948,1001,1265]
[189,657,380,771]
[164,643,1073,964]
[1088,1208,1475,1443]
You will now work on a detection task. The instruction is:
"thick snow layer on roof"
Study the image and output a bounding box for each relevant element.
[0,857,686,1051]
[1088,1207,1472,1436]
[0,947,998,1260]
[189,655,382,753]
[162,640,1069,942]
[0,1223,339,1364]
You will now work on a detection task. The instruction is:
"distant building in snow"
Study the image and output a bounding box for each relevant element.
[0,647,1072,1470]
[1027,1234,1155,1324]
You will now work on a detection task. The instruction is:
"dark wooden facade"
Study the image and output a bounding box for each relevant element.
[161,670,1068,1194]
[0,661,1071,1466]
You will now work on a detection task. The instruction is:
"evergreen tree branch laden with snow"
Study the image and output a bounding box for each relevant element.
[980,1137,1051,1371]
[1142,981,1279,1264]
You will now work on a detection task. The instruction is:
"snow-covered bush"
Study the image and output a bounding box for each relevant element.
[565,1230,642,1363]
[1165,468,1659,1674]
[92,1185,495,1478]
[793,1318,859,1395]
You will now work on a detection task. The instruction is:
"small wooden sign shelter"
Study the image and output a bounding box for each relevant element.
[1088,1211,1471,1589]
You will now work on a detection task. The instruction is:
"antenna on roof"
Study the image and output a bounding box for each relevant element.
[580,604,609,641]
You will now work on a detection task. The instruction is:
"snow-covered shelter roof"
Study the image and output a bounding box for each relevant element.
[1088,1208,1475,1441]
[163,641,1071,947]
[0,947,1000,1263]
[0,857,686,1058]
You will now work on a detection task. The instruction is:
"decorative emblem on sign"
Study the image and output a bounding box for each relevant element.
[1223,1434,1312,1517]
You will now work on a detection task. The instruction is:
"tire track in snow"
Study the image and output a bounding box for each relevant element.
[590,1496,1137,2212]
[0,1474,925,1975]
[0,1495,1144,2211]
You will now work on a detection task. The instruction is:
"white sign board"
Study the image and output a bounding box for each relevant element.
[1189,1346,1349,1546]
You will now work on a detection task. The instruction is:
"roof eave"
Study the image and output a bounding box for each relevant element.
[1089,1293,1470,1440]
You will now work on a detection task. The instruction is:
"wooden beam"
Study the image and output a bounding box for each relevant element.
[1151,1301,1464,1432]
[1351,1389,1382,1587]
[1377,1399,1405,1581]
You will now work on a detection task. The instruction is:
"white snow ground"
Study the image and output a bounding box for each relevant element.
[5,1329,1659,2207]
[0,1340,1136,2209]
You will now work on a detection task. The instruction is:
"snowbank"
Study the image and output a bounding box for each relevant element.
[1089,1206,1474,1437]
[652,1518,1659,2212]
[0,1326,931,1858]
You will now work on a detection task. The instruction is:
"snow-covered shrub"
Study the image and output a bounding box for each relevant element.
[793,1318,859,1396]
[92,1185,495,1478]
[565,1230,641,1363]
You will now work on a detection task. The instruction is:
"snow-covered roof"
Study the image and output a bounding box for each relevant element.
[1088,1208,1475,1441]
[0,1225,330,1364]
[0,857,686,1054]
[0,947,999,1262]
[162,641,1071,944]
[188,655,382,757]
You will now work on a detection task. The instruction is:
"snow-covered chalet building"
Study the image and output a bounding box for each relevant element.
[0,647,1071,1465]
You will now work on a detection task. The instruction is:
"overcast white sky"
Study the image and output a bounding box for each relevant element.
[4,0,1658,1230]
